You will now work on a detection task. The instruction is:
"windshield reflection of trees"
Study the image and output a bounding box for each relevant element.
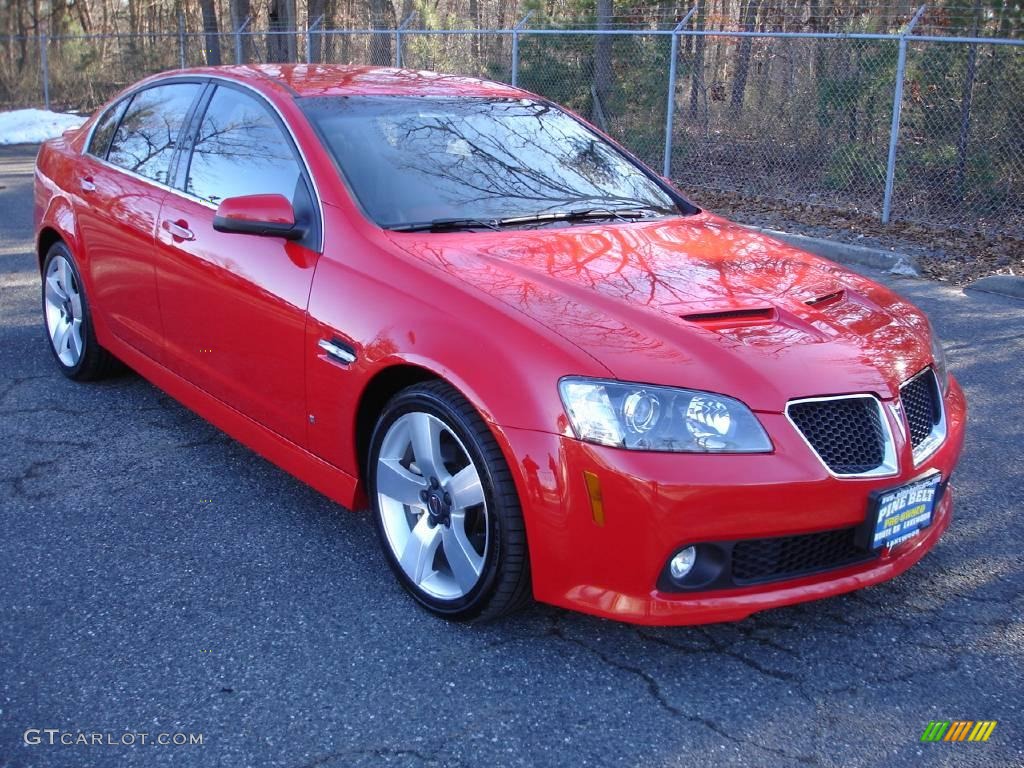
[372,99,677,219]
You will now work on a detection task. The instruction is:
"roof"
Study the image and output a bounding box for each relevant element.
[183,64,526,100]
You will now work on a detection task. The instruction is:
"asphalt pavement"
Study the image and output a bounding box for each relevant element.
[1,143,1022,768]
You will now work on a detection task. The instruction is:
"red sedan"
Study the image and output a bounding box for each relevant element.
[34,65,965,625]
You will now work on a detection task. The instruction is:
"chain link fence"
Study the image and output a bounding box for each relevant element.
[1,21,1021,236]
[670,36,898,218]
[893,39,1023,232]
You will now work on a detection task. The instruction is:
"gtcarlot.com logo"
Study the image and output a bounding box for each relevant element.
[24,729,204,747]
[921,720,997,743]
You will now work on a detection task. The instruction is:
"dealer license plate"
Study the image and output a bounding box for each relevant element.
[869,474,941,551]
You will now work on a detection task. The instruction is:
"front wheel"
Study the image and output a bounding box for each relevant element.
[368,380,531,622]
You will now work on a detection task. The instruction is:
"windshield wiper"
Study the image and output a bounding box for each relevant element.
[388,207,669,233]
[388,217,503,233]
[495,207,667,226]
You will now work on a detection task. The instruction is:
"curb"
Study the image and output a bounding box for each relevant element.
[747,226,920,277]
[964,274,1024,301]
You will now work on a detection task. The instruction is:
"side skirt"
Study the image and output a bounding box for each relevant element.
[101,331,361,511]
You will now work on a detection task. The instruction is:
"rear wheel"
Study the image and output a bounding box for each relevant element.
[368,380,531,622]
[42,242,120,380]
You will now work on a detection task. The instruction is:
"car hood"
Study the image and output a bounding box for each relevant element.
[387,213,932,412]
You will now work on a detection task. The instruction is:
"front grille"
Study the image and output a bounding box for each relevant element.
[901,369,941,449]
[731,528,873,584]
[787,396,887,475]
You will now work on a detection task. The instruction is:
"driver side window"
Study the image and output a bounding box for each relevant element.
[185,86,303,206]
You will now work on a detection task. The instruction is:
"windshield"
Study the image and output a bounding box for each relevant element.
[300,95,693,229]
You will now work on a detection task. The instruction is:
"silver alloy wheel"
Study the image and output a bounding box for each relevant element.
[44,255,85,367]
[376,411,489,600]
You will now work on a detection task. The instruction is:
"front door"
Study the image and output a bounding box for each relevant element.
[154,84,320,445]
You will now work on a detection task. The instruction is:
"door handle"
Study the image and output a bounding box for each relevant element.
[162,219,195,242]
[317,338,356,365]
[80,177,95,193]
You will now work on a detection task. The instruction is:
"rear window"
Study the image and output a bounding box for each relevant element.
[301,95,688,229]
[107,83,201,185]
[87,98,128,160]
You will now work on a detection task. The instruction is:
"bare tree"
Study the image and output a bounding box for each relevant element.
[268,0,298,62]
[954,0,982,202]
[308,0,327,61]
[730,0,759,112]
[199,0,222,65]
[229,0,251,63]
[368,0,395,66]
[593,0,613,125]
[689,0,706,118]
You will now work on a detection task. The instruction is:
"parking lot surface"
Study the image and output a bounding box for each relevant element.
[1,144,1022,767]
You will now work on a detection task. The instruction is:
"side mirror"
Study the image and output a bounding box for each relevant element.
[213,194,305,240]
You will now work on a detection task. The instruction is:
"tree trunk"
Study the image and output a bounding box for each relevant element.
[308,0,327,62]
[199,0,221,65]
[15,0,28,71]
[368,0,395,66]
[954,1,982,202]
[285,0,297,61]
[268,0,296,62]
[75,0,93,35]
[689,2,706,118]
[469,0,481,63]
[593,0,613,123]
[98,0,109,65]
[230,0,251,63]
[729,0,758,113]
[491,0,508,65]
[49,0,69,35]
[808,0,826,143]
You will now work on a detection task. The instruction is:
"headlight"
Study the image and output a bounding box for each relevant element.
[928,323,950,396]
[558,377,772,453]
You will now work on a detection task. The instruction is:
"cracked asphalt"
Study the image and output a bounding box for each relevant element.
[1,143,1023,768]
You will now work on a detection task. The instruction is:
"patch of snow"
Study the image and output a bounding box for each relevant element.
[0,108,87,145]
[887,257,920,277]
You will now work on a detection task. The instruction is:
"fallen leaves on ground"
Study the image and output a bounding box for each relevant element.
[692,189,1024,286]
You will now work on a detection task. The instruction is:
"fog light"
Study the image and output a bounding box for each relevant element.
[669,546,697,580]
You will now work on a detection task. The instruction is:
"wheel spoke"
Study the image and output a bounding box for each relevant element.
[57,258,72,293]
[442,514,484,593]
[70,292,83,318]
[53,319,71,352]
[377,458,428,508]
[447,464,484,510]
[400,515,442,585]
[68,320,83,360]
[45,275,67,305]
[409,412,444,479]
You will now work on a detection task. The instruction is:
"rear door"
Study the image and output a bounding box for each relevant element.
[153,83,321,445]
[76,82,204,362]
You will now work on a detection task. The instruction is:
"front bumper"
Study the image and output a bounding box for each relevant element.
[500,377,966,625]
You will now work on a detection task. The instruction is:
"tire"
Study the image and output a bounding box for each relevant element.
[368,380,532,622]
[41,241,120,381]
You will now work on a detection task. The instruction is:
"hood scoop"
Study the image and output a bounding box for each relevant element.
[682,307,777,327]
[805,289,845,309]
